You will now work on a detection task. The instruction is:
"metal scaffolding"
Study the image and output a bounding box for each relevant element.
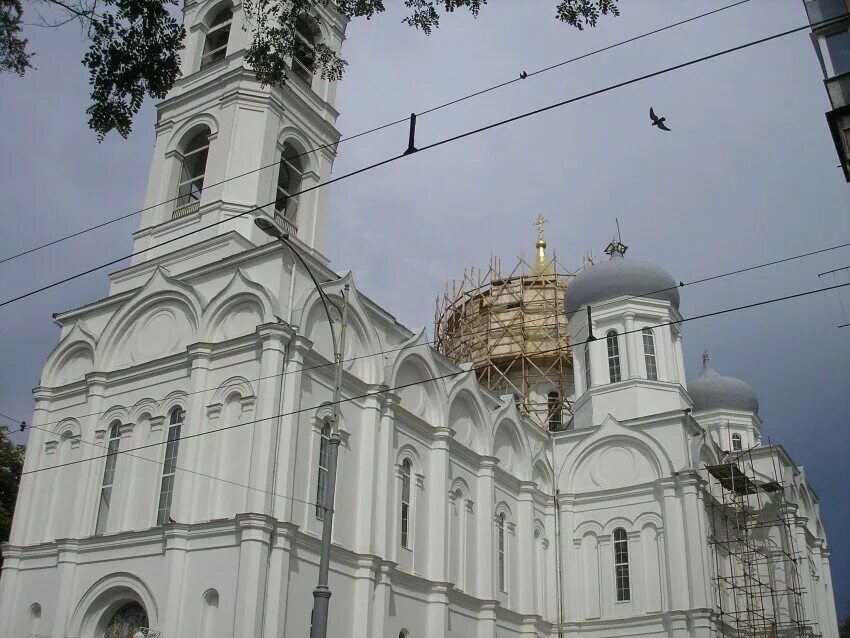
[434,218,590,431]
[704,446,809,638]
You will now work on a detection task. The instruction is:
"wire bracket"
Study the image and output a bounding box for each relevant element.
[403,113,418,155]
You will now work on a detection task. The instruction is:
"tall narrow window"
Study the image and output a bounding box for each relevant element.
[400,459,412,548]
[614,528,631,602]
[315,421,331,519]
[607,330,622,383]
[200,6,232,70]
[175,130,210,208]
[584,343,592,391]
[95,422,121,534]
[731,433,743,452]
[498,512,507,592]
[292,15,318,83]
[642,328,658,381]
[157,407,184,525]
[547,391,562,431]
[275,143,304,222]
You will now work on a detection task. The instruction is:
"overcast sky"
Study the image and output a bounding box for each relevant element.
[1,0,848,618]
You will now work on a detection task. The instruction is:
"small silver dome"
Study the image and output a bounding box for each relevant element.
[565,249,680,315]
[688,352,759,414]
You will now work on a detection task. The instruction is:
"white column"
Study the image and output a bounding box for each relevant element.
[247,324,290,514]
[160,525,189,637]
[373,393,399,558]
[673,330,686,385]
[589,322,606,387]
[49,540,81,638]
[660,478,689,610]
[232,514,275,638]
[517,482,536,615]
[624,313,638,379]
[0,547,21,636]
[261,524,297,638]
[173,344,212,522]
[426,427,452,638]
[16,388,53,544]
[821,549,839,638]
[679,473,711,608]
[560,494,578,621]
[661,324,678,384]
[354,386,387,553]
[351,557,376,637]
[273,333,311,522]
[476,457,498,638]
[371,561,394,638]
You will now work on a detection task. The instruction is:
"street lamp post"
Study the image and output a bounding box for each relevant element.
[254,214,349,638]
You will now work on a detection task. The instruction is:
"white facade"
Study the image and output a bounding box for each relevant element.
[0,3,839,637]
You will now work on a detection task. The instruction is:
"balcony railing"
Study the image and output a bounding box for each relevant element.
[172,200,200,220]
[804,0,848,25]
[826,70,850,108]
[274,212,298,237]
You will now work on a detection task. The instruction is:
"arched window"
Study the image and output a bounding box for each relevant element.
[175,129,210,210]
[547,391,562,431]
[584,343,592,391]
[398,631,410,638]
[275,143,304,222]
[400,458,412,548]
[731,433,743,452]
[497,512,507,592]
[157,407,184,525]
[201,589,220,636]
[96,422,121,534]
[315,421,331,520]
[606,330,622,383]
[291,15,319,83]
[642,328,658,381]
[613,527,630,602]
[28,602,42,636]
[103,601,148,637]
[200,6,232,70]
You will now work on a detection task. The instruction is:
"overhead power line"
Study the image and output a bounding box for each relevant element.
[2,238,846,434]
[0,12,840,311]
[0,0,756,267]
[18,278,850,478]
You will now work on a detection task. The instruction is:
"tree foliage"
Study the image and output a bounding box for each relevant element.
[0,424,26,569]
[1,0,619,139]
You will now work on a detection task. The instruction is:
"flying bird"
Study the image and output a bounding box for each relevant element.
[649,107,671,132]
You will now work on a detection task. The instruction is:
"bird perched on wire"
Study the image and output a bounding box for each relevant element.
[649,107,671,131]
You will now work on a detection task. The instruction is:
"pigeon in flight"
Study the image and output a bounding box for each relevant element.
[649,107,671,132]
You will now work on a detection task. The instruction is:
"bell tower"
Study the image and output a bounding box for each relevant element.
[127,0,347,277]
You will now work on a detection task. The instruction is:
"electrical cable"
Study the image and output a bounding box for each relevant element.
[4,237,848,434]
[18,278,850,478]
[0,0,757,267]
[1,12,841,311]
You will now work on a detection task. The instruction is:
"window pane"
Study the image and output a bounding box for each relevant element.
[607,332,621,383]
[643,328,658,381]
[826,30,850,75]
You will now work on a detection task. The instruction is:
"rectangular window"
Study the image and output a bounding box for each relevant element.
[498,514,507,592]
[156,410,183,525]
[96,425,121,534]
[642,328,658,381]
[584,344,592,391]
[826,30,850,76]
[614,529,631,602]
[607,331,622,383]
[316,424,331,520]
[400,460,412,548]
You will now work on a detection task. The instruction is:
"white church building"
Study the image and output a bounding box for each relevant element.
[0,2,840,637]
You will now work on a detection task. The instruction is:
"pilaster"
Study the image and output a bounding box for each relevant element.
[624,313,638,379]
[50,539,81,638]
[233,513,275,638]
[659,478,689,610]
[426,582,450,638]
[476,456,498,601]
[247,323,293,514]
[19,388,55,543]
[517,481,536,615]
[354,386,387,554]
[174,344,213,521]
[374,393,400,558]
[427,427,452,582]
[274,332,312,522]
[679,471,710,608]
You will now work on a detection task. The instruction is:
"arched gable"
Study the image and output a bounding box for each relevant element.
[277,127,319,173]
[397,443,424,475]
[388,332,447,428]
[41,321,96,387]
[532,459,554,493]
[491,415,531,481]
[166,114,219,154]
[49,417,82,443]
[558,415,673,493]
[202,269,278,342]
[293,273,383,384]
[97,268,204,370]
[160,391,190,419]
[129,398,160,424]
[574,520,604,538]
[68,572,159,638]
[634,512,664,530]
[449,476,471,498]
[447,380,488,455]
[602,516,634,536]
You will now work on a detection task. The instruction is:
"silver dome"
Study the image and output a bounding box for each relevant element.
[565,253,680,315]
[688,353,759,414]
